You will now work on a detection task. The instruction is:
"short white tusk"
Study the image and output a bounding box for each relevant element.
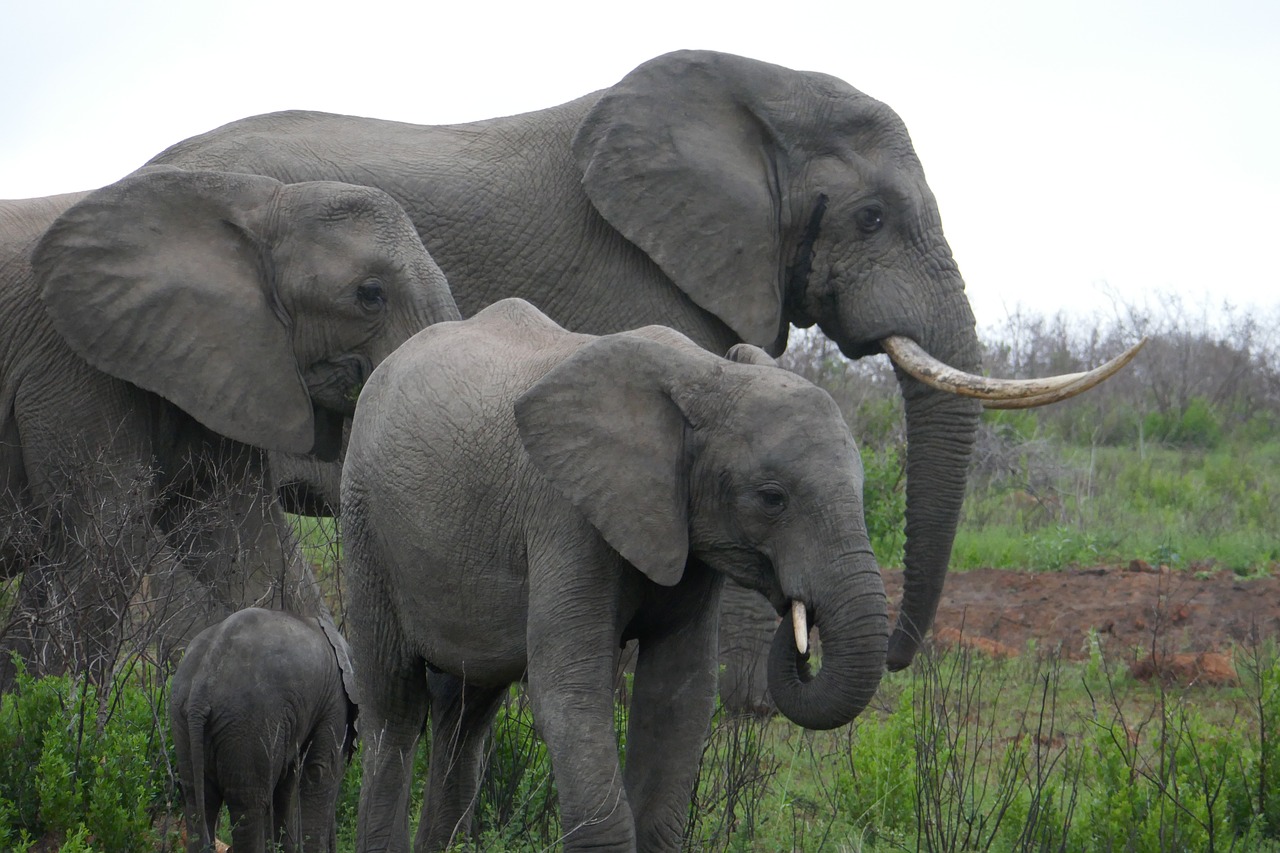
[880,334,1147,406]
[791,601,809,656]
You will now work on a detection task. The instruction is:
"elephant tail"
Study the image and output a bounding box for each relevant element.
[186,707,214,850]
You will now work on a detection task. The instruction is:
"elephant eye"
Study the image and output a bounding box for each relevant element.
[756,485,788,515]
[356,278,385,312]
[854,204,884,235]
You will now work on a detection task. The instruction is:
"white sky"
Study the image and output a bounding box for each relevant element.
[3,0,1276,325]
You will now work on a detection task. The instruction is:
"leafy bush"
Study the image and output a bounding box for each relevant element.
[0,660,175,852]
[1144,396,1224,448]
[862,445,906,567]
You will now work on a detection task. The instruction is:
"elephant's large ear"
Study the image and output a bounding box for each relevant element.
[573,50,787,348]
[32,167,316,454]
[317,609,362,707]
[515,335,694,586]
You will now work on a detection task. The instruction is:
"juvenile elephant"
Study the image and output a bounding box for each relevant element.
[341,299,888,851]
[0,167,459,686]
[170,607,358,853]
[151,50,1133,711]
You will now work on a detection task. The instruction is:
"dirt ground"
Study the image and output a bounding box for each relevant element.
[883,563,1280,682]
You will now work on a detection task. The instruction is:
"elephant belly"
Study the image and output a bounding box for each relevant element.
[393,553,530,688]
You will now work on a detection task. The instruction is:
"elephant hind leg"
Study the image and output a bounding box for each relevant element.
[296,704,350,853]
[177,773,221,853]
[416,673,507,852]
[352,649,430,853]
[226,798,272,853]
[272,762,301,853]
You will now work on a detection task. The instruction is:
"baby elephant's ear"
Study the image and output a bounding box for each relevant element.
[317,610,361,707]
[515,335,694,586]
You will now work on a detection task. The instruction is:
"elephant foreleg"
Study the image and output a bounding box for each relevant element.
[416,673,506,852]
[525,543,637,852]
[626,572,722,851]
[716,581,780,716]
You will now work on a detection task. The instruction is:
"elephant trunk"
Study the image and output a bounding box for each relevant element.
[887,303,982,670]
[767,550,887,730]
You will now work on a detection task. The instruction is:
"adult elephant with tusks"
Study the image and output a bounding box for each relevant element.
[0,166,459,687]
[150,49,1141,708]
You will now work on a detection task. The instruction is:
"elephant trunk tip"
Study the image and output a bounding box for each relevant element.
[766,592,888,731]
[886,623,922,671]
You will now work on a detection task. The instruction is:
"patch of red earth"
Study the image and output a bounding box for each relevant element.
[883,563,1280,686]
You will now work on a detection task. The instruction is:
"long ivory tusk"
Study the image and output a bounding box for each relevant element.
[880,335,1146,406]
[791,601,809,656]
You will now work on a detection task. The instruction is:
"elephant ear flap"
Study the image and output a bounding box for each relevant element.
[32,168,317,454]
[317,610,362,706]
[573,50,786,348]
[515,335,693,586]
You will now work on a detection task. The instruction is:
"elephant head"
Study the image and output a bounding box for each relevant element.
[30,167,459,462]
[515,326,887,730]
[572,50,1137,670]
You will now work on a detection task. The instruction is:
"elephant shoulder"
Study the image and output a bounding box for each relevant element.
[440,298,587,366]
[389,298,566,360]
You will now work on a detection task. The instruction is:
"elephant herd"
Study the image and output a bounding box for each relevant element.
[0,50,1137,851]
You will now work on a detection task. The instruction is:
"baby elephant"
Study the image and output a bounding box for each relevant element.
[170,607,358,853]
[342,298,888,851]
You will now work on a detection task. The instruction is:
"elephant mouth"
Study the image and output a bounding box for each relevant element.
[767,578,889,730]
[304,354,372,415]
[310,405,346,462]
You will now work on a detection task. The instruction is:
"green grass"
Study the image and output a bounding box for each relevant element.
[940,441,1280,574]
[2,637,1277,851]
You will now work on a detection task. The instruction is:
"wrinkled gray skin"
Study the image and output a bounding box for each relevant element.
[0,167,459,687]
[170,607,359,853]
[341,299,888,852]
[151,49,982,710]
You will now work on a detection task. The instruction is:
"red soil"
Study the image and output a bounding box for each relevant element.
[884,563,1280,685]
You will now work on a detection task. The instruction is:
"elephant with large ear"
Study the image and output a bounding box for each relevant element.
[0,167,459,686]
[341,298,888,852]
[170,607,359,853]
[149,49,1136,708]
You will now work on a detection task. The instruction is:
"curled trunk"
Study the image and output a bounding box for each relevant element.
[768,553,887,730]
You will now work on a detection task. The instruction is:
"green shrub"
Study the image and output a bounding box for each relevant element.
[1028,525,1104,570]
[839,685,916,835]
[1144,397,1224,449]
[982,407,1040,443]
[862,445,906,567]
[476,692,558,847]
[0,661,172,853]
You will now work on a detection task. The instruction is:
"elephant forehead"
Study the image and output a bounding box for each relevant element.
[276,216,395,276]
[282,181,414,232]
[715,384,856,462]
[731,371,844,424]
